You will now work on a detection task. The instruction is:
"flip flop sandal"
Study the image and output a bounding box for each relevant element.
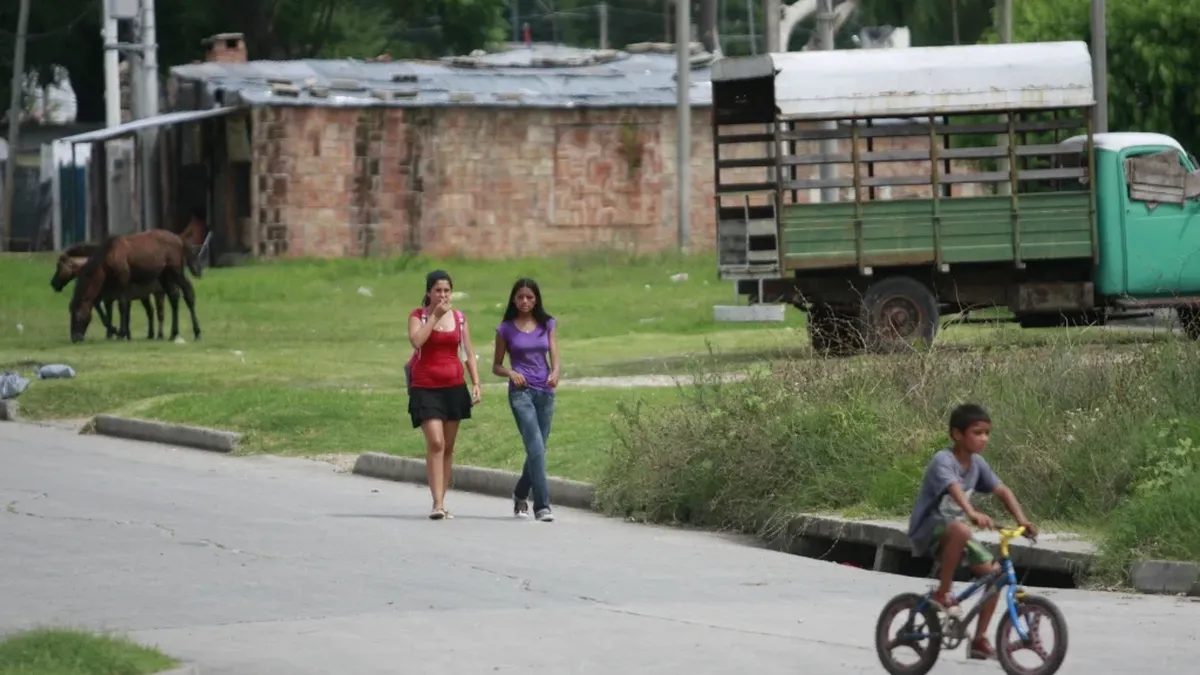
[444,510,455,519]
[429,509,446,520]
[968,641,997,660]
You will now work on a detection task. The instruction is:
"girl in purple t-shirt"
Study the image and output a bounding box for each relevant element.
[491,278,560,522]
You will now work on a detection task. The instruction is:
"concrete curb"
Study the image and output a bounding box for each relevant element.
[0,400,17,421]
[155,664,200,675]
[92,415,240,453]
[352,452,595,510]
[766,514,1096,580]
[1131,560,1200,596]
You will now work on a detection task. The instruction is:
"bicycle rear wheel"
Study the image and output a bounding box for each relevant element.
[996,594,1069,675]
[874,592,942,675]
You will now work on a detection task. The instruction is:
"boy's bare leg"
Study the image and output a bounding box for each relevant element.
[969,561,1001,658]
[935,521,972,603]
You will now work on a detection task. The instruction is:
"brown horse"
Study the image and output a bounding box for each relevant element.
[52,246,174,340]
[178,208,209,250]
[51,243,172,339]
[69,230,202,343]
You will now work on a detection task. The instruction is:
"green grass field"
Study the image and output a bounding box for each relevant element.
[1,249,805,477]
[0,248,1171,480]
[0,628,176,675]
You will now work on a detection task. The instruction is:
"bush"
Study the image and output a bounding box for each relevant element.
[595,338,1200,580]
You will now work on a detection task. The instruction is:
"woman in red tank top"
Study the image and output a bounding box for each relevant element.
[407,270,482,520]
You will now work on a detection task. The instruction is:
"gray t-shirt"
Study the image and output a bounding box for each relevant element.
[907,448,1002,556]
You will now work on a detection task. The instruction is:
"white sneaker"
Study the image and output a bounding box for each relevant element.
[535,508,554,522]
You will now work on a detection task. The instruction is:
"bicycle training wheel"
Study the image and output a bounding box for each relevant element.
[874,592,942,675]
[995,594,1069,675]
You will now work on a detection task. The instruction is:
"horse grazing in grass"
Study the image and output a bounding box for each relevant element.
[51,243,174,340]
[69,230,202,343]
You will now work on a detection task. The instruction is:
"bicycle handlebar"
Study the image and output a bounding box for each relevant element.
[997,525,1037,546]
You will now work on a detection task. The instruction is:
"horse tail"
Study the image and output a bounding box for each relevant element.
[184,241,203,279]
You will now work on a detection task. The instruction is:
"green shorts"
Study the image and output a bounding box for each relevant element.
[929,523,995,568]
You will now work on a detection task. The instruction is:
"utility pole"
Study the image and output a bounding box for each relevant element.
[763,0,780,52]
[102,1,121,128]
[134,0,160,231]
[512,0,520,42]
[699,0,720,54]
[1,0,31,252]
[1091,0,1107,132]
[676,0,691,250]
[598,2,608,49]
[746,0,757,54]
[761,0,780,200]
[997,0,1012,196]
[816,0,837,204]
[102,0,122,244]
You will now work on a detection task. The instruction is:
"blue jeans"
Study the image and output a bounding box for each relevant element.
[509,387,555,511]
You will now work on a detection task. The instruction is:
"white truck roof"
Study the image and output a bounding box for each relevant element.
[1062,132,1185,154]
[710,41,1095,120]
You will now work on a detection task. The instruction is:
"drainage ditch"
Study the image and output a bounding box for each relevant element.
[782,534,1080,590]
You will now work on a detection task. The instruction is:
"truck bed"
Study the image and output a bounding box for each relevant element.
[779,192,1094,270]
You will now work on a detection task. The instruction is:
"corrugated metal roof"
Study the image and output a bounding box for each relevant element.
[56,107,243,144]
[713,41,1096,120]
[170,44,715,110]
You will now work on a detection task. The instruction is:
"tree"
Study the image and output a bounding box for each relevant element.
[855,0,996,47]
[988,0,1200,155]
[0,0,510,123]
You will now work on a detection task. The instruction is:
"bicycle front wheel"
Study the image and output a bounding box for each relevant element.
[995,593,1069,675]
[874,592,942,675]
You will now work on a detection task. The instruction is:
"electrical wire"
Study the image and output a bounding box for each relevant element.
[0,4,95,43]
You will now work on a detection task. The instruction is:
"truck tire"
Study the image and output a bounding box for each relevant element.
[808,304,865,355]
[858,276,940,353]
[1178,307,1200,340]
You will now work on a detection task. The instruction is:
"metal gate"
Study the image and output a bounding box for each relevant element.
[58,162,87,247]
[1,163,46,251]
[107,139,137,235]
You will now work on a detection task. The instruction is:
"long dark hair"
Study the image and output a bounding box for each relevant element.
[422,269,453,307]
[503,277,553,326]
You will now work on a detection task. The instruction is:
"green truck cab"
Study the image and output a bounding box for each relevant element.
[709,40,1200,352]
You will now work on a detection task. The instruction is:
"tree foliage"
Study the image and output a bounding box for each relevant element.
[984,0,1200,155]
[0,0,509,123]
[2,0,1199,158]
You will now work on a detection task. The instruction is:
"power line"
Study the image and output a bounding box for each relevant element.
[0,4,94,43]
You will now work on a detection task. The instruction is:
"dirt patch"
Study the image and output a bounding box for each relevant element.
[306,453,359,473]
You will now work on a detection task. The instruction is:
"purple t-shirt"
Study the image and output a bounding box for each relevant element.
[497,318,556,392]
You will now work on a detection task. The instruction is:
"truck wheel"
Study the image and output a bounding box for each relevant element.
[858,277,939,353]
[1178,307,1200,340]
[808,304,865,355]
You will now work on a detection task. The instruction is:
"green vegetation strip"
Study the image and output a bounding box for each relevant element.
[0,628,177,675]
[594,341,1200,584]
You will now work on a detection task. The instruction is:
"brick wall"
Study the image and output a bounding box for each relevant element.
[248,104,981,259]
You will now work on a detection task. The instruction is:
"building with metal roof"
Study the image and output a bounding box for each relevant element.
[168,42,716,111]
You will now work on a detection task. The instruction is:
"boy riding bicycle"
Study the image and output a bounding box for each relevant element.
[906,403,1039,660]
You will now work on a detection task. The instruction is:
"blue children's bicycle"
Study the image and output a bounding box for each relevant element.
[874,525,1068,675]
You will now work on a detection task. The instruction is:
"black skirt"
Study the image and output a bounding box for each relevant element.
[408,384,473,428]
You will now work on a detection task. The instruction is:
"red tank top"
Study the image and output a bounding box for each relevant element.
[408,307,465,389]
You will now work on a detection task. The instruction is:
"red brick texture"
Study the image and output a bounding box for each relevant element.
[248,105,978,259]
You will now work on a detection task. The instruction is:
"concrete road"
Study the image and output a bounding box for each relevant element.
[1,423,1197,675]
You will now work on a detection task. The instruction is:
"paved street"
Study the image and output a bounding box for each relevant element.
[1,422,1197,674]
